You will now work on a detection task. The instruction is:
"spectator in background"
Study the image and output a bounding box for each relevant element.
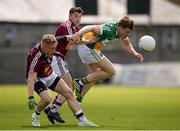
[4,27,16,47]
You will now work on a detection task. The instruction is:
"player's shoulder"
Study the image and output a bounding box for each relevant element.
[56,20,71,30]
[56,22,67,29]
[100,21,117,30]
[29,43,42,57]
[103,21,117,26]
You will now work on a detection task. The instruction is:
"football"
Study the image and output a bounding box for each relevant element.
[139,35,156,52]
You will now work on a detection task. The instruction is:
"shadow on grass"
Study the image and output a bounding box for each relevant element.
[21,124,81,129]
[21,124,104,130]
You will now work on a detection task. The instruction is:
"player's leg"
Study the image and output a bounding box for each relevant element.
[54,79,81,112]
[37,90,52,112]
[32,81,52,127]
[86,56,115,82]
[49,73,72,112]
[52,56,72,103]
[74,45,100,101]
[44,56,71,123]
[49,75,99,127]
[55,72,73,103]
[74,46,115,101]
[78,64,99,101]
[73,56,115,101]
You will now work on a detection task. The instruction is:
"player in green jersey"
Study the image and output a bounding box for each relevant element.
[71,16,144,102]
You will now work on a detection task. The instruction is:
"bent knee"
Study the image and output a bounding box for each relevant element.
[108,68,116,76]
[42,97,52,104]
[64,88,74,99]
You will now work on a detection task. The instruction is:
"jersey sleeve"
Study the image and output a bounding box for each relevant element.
[99,23,110,41]
[56,35,68,43]
[29,56,42,73]
[99,24,104,36]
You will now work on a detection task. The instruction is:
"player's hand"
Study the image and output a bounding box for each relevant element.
[28,96,37,110]
[66,35,73,41]
[134,52,143,63]
[71,33,81,43]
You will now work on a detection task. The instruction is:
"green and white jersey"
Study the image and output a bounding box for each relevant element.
[99,22,119,41]
[85,21,119,49]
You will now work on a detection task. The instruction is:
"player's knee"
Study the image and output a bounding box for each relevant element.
[64,88,74,99]
[42,96,52,104]
[66,81,73,89]
[111,68,116,75]
[108,67,116,76]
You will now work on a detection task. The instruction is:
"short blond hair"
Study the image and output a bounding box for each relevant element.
[41,34,57,45]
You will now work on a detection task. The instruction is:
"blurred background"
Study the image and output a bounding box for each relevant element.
[0,0,180,86]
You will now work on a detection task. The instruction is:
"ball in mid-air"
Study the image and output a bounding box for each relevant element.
[139,35,156,52]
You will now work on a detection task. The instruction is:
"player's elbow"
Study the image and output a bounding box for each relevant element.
[108,67,116,77]
[111,69,116,76]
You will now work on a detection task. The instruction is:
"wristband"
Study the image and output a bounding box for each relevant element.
[28,96,34,99]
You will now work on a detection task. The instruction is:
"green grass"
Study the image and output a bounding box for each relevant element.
[0,84,180,130]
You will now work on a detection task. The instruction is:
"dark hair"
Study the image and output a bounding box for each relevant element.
[69,7,84,15]
[117,16,134,30]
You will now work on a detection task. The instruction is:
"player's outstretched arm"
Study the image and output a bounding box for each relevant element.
[120,37,143,63]
[72,25,100,42]
[56,35,69,43]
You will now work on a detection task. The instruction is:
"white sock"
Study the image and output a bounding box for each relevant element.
[79,115,88,122]
[79,80,84,86]
[50,104,59,113]
[35,111,40,116]
[50,96,62,113]
[75,110,88,122]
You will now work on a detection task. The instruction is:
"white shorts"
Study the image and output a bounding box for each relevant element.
[51,56,69,76]
[36,72,57,88]
[35,72,60,94]
[77,44,105,64]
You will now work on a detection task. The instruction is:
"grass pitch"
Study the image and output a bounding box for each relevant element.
[0,84,180,130]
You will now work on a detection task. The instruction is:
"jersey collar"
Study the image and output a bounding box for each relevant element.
[67,19,79,30]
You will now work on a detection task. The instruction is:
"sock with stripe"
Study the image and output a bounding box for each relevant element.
[50,101,62,113]
[75,110,88,122]
[78,77,89,86]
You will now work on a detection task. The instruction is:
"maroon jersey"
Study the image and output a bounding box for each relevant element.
[26,43,53,78]
[54,20,79,59]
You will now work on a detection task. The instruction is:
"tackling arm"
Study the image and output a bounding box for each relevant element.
[56,35,68,43]
[72,25,101,42]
